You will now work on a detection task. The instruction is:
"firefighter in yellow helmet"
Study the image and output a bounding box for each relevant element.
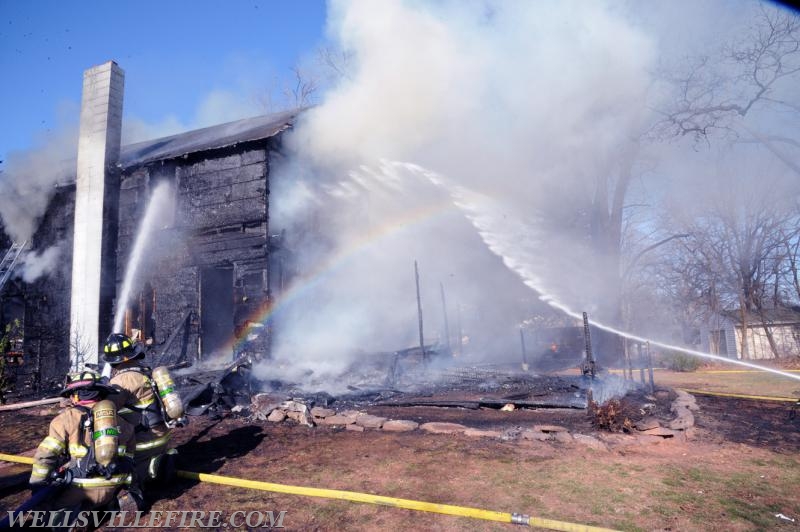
[103,333,186,486]
[29,370,141,521]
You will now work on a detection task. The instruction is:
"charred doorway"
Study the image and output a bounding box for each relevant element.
[123,282,156,344]
[200,267,234,359]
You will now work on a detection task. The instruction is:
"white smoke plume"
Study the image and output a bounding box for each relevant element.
[261,0,661,386]
[263,0,800,389]
[122,89,267,144]
[0,127,77,243]
[20,244,62,283]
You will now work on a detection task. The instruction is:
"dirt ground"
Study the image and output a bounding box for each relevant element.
[1,387,799,532]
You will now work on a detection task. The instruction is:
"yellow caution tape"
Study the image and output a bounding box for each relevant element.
[0,452,618,531]
[680,388,799,402]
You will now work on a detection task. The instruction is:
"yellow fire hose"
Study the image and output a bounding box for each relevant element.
[0,453,617,531]
[696,369,800,374]
[679,388,799,402]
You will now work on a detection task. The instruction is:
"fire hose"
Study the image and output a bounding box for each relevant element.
[0,453,618,531]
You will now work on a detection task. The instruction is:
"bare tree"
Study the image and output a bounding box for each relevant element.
[656,6,800,174]
[664,179,797,358]
[69,328,93,371]
[776,197,800,305]
[284,66,319,109]
[256,65,320,114]
[316,45,354,83]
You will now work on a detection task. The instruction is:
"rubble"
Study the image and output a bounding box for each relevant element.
[419,422,469,435]
[281,400,314,426]
[634,417,661,431]
[639,427,680,438]
[320,415,356,426]
[553,431,574,444]
[672,390,700,411]
[211,363,701,451]
[521,429,551,441]
[381,420,419,432]
[463,428,503,438]
[267,410,286,423]
[636,434,667,445]
[532,424,568,433]
[355,414,387,429]
[668,407,695,430]
[571,434,607,451]
[311,407,336,419]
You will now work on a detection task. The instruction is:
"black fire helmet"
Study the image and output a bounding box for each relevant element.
[59,369,118,398]
[102,333,145,365]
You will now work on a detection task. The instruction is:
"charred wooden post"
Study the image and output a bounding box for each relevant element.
[414,260,427,364]
[519,328,529,372]
[581,312,595,379]
[638,342,646,384]
[439,282,451,353]
[455,302,463,356]
[646,341,655,392]
[625,339,634,380]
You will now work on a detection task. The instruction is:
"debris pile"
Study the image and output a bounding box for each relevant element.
[246,386,700,451]
[249,395,419,432]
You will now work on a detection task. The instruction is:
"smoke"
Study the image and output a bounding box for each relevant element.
[260,0,662,385]
[122,89,267,144]
[0,126,77,243]
[19,244,62,283]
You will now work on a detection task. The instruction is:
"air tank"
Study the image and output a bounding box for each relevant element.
[91,400,118,467]
[152,366,184,420]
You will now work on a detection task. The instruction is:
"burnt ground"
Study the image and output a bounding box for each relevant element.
[366,404,593,431]
[1,393,799,531]
[692,395,800,453]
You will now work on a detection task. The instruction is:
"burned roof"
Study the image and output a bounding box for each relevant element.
[118,108,302,170]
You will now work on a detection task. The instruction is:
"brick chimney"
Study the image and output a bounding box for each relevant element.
[69,61,124,368]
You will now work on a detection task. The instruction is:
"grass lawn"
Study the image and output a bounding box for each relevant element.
[652,369,800,399]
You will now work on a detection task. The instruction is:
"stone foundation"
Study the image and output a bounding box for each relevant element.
[248,389,700,451]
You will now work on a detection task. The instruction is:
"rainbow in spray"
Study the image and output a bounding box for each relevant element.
[222,197,456,355]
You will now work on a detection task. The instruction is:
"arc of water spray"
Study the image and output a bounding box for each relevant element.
[112,182,174,334]
[387,160,800,383]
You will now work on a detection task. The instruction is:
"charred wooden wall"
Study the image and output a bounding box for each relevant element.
[1,138,278,394]
[116,140,273,363]
[18,186,75,391]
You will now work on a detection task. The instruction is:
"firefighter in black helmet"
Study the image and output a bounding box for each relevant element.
[103,333,184,487]
[29,369,141,522]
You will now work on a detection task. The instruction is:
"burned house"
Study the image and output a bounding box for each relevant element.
[0,61,299,393]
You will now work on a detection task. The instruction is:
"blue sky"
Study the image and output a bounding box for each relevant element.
[0,0,328,162]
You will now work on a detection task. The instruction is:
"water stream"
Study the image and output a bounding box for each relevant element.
[112,182,173,334]
[391,160,800,383]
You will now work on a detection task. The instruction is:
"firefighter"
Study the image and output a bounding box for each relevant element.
[29,369,141,520]
[102,333,185,486]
